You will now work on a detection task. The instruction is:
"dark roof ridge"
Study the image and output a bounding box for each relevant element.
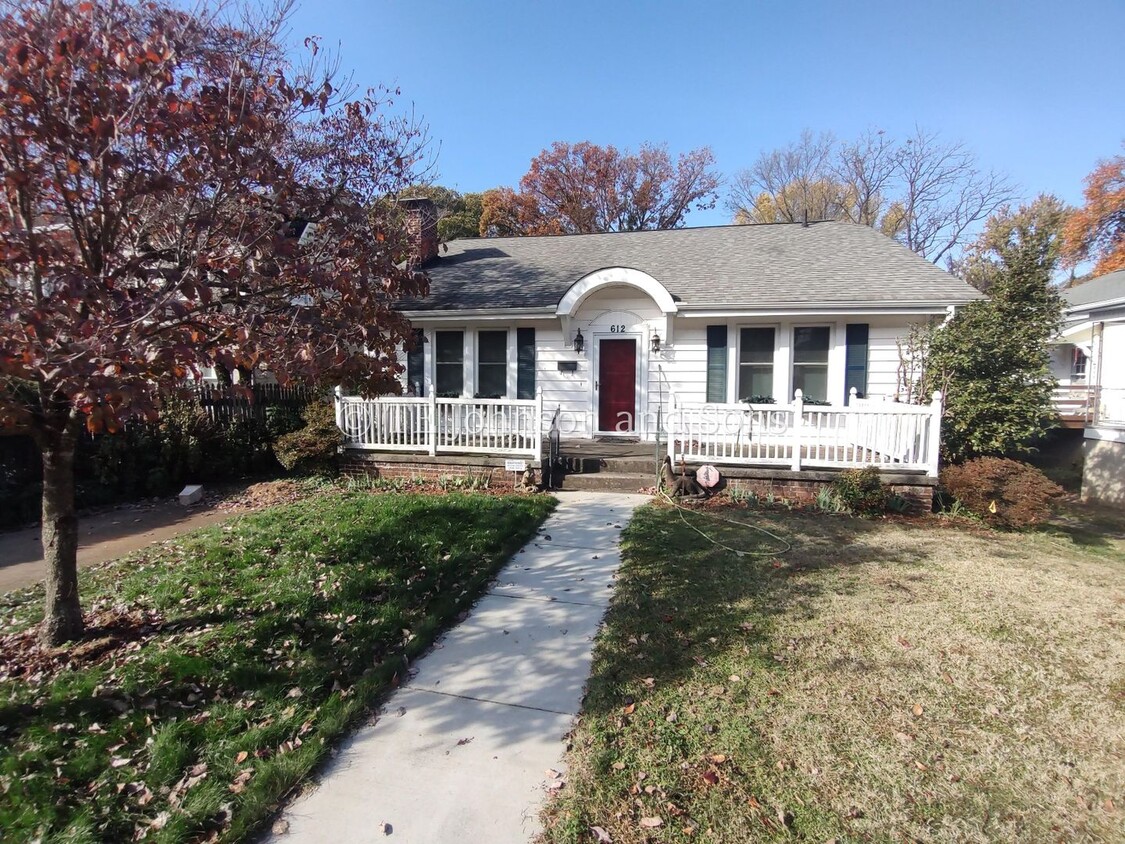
[447,218,842,246]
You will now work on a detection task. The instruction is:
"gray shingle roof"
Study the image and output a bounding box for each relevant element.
[401,220,983,312]
[1062,270,1125,309]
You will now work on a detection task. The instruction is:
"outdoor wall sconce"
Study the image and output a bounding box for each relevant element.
[651,332,662,354]
[573,328,584,355]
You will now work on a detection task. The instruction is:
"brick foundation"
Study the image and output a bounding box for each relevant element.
[340,450,534,489]
[720,470,935,514]
[340,449,936,513]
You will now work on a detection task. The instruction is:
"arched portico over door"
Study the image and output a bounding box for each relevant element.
[556,268,677,437]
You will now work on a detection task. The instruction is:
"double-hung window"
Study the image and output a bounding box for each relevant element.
[792,326,830,402]
[435,331,464,397]
[476,330,508,398]
[738,327,775,401]
[1072,347,1088,381]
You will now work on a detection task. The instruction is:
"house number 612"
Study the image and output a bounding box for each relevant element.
[609,324,626,333]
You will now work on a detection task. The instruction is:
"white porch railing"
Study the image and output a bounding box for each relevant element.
[1053,384,1095,423]
[335,390,544,459]
[667,388,943,477]
[1095,387,1125,428]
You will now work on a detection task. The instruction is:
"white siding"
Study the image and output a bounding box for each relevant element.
[399,310,944,437]
[868,316,921,400]
[537,325,591,436]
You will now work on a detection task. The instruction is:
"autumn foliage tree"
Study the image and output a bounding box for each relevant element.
[478,141,720,236]
[952,194,1069,293]
[0,0,428,645]
[1062,148,1125,275]
[400,184,484,241]
[729,128,1014,265]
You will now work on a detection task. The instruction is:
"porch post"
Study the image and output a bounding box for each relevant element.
[667,391,677,463]
[927,390,943,478]
[534,387,544,459]
[790,389,804,471]
[333,385,343,431]
[427,390,438,456]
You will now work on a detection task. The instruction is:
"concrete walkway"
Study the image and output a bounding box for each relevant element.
[270,491,649,844]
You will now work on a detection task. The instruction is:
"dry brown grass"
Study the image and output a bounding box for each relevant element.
[541,504,1125,843]
[765,518,1124,841]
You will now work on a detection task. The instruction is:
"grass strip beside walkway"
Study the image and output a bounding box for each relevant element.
[0,492,554,843]
[541,503,1124,843]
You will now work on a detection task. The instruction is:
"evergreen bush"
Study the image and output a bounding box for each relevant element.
[829,466,890,516]
[274,401,343,476]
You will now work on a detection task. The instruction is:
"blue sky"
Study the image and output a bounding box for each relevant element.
[288,0,1124,228]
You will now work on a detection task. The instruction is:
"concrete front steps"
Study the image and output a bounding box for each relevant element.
[549,441,658,494]
[554,470,655,493]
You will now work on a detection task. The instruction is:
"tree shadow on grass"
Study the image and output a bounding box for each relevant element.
[1034,498,1125,551]
[577,505,934,717]
[0,492,554,843]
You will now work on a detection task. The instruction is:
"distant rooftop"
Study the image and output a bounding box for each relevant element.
[1063,270,1125,309]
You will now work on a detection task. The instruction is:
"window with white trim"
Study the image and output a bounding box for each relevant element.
[1072,347,1088,381]
[476,330,508,398]
[435,330,464,397]
[792,326,830,403]
[738,327,775,402]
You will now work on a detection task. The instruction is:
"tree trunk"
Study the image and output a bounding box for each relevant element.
[39,436,83,646]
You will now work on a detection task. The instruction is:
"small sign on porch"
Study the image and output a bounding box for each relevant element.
[504,459,528,472]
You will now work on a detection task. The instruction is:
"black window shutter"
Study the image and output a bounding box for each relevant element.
[706,325,728,403]
[406,329,424,396]
[844,323,869,403]
[517,328,536,400]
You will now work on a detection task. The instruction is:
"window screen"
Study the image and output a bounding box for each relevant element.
[792,326,830,402]
[435,331,464,397]
[738,327,775,401]
[477,330,508,398]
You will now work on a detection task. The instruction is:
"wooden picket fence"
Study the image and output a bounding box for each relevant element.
[192,383,314,424]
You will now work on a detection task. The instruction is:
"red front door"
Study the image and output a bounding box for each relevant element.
[598,339,637,432]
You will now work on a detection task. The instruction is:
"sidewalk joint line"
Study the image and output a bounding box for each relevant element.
[487,591,605,608]
[522,542,621,552]
[409,686,571,716]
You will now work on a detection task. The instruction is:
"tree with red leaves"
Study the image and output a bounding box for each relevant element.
[478,141,720,236]
[0,0,429,645]
[1062,149,1125,276]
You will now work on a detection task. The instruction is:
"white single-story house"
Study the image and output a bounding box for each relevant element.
[336,199,982,501]
[1051,270,1125,504]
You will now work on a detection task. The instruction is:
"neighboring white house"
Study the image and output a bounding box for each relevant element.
[1052,270,1125,504]
[335,199,982,487]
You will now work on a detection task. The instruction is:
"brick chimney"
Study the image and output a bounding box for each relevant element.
[398,197,439,266]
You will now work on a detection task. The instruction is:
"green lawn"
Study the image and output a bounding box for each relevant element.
[540,503,1124,843]
[0,492,554,843]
